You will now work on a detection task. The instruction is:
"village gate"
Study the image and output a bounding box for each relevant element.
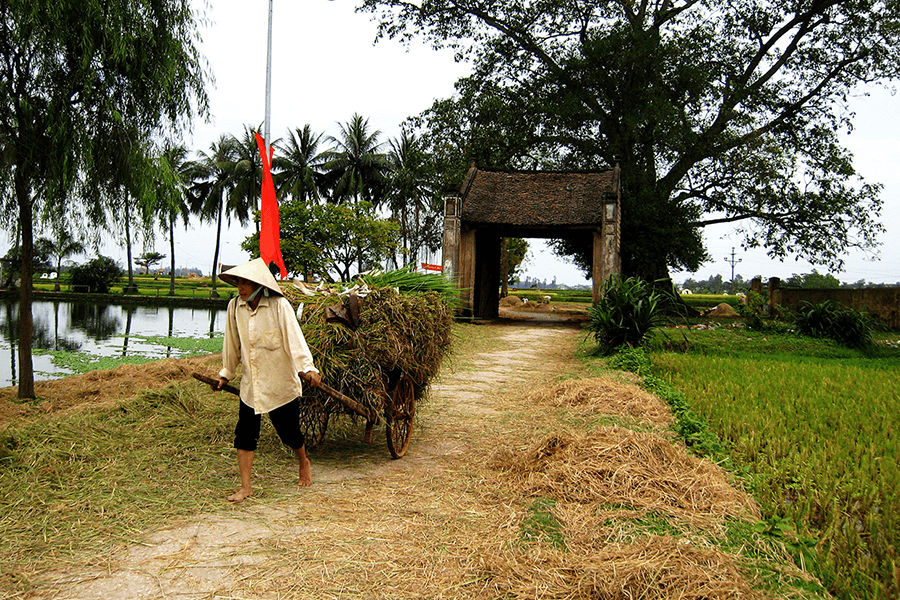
[441,165,622,319]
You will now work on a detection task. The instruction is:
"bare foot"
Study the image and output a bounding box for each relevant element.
[227,487,253,502]
[298,455,312,487]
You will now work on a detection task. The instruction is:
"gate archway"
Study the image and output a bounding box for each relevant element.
[442,165,622,318]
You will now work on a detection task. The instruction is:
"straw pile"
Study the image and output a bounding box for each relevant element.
[480,534,762,599]
[477,423,765,599]
[522,377,674,426]
[0,355,218,422]
[281,285,454,418]
[491,426,759,528]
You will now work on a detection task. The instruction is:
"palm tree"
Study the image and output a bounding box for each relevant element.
[386,130,442,268]
[273,125,328,205]
[84,121,155,295]
[323,114,390,207]
[191,134,254,297]
[153,141,196,295]
[230,125,266,230]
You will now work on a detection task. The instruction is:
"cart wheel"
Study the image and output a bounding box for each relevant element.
[385,375,415,459]
[299,400,329,449]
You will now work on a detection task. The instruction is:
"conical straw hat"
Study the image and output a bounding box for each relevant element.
[218,258,283,296]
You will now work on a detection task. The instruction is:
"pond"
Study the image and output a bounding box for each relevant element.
[0,300,227,388]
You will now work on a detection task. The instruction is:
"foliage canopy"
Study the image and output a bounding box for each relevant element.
[362,0,897,281]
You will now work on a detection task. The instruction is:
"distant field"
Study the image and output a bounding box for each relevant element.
[507,288,593,304]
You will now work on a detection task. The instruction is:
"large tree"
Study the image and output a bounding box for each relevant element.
[0,0,207,397]
[363,0,896,283]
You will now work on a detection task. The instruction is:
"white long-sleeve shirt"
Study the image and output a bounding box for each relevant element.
[219,293,318,414]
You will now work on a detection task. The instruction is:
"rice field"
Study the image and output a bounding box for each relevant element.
[649,326,900,600]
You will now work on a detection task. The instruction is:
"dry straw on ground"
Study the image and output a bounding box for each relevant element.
[479,534,763,600]
[0,355,217,423]
[491,426,759,529]
[523,376,674,426]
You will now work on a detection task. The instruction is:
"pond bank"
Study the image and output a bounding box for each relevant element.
[0,289,231,310]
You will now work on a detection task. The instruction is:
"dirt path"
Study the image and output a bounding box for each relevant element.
[39,321,587,600]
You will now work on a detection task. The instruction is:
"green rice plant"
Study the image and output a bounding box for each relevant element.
[651,333,900,600]
[588,275,668,355]
[611,347,727,459]
[791,300,880,349]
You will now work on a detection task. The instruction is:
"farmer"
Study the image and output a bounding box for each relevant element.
[211,258,321,502]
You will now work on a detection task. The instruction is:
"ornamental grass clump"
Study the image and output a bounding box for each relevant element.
[588,275,668,355]
[791,300,879,348]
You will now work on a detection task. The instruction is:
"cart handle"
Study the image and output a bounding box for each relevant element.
[299,372,377,422]
[192,372,240,395]
[192,371,376,422]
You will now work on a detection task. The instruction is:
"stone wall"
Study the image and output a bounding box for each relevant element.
[754,278,900,329]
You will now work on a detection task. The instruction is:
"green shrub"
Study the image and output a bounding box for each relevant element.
[792,300,879,348]
[737,290,768,330]
[69,256,122,294]
[608,345,653,375]
[588,275,668,355]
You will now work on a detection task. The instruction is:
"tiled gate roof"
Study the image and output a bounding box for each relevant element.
[458,166,618,227]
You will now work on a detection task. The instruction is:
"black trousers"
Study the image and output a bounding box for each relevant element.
[234,398,305,451]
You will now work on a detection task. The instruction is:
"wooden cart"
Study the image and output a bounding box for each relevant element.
[298,369,417,459]
[192,369,417,459]
[197,284,452,460]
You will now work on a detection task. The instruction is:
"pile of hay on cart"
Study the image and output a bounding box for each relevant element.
[280,278,454,423]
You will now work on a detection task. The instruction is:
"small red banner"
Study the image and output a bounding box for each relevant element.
[421,262,442,272]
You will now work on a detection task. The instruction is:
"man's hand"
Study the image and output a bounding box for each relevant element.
[210,376,228,392]
[301,371,322,388]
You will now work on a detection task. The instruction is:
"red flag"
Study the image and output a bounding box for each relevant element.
[255,132,287,279]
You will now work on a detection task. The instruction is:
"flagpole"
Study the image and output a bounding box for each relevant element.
[264,0,273,156]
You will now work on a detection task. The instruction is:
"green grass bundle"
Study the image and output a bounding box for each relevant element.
[358,265,461,308]
[281,285,453,418]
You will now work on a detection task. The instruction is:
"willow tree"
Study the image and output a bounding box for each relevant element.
[0,0,208,398]
[364,0,898,283]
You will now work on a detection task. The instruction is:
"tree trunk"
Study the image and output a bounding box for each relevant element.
[122,196,139,294]
[209,196,224,298]
[168,216,176,295]
[15,169,35,399]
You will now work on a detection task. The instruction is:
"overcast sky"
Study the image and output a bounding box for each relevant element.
[60,1,900,285]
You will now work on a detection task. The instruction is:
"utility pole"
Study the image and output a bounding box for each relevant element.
[725,247,742,294]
